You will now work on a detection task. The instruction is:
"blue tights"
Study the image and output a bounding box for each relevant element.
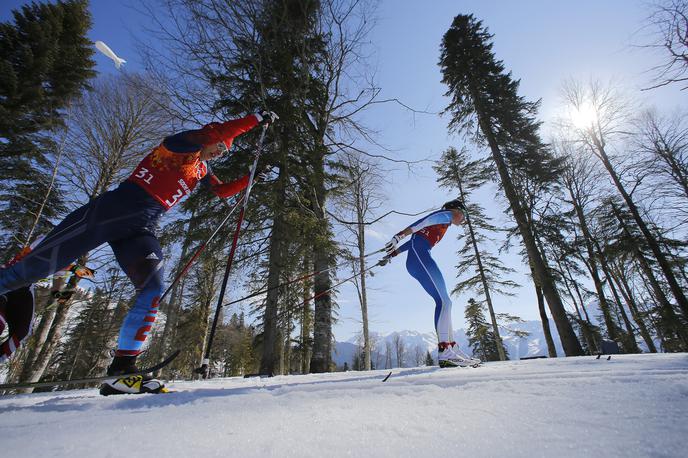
[0,184,164,354]
[399,235,454,342]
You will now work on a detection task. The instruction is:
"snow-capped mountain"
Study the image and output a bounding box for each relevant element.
[333,319,564,368]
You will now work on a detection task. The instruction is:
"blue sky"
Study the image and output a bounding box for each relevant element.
[2,1,684,342]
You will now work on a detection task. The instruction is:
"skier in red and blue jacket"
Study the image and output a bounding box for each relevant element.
[383,199,481,368]
[0,110,278,394]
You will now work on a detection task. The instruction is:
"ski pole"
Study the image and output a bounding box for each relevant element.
[196,124,268,378]
[273,259,383,321]
[220,248,385,308]
[158,194,245,305]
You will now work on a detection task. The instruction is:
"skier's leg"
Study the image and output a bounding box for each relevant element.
[0,201,102,295]
[102,233,165,395]
[0,199,107,361]
[110,233,164,356]
[405,237,453,342]
[0,287,34,362]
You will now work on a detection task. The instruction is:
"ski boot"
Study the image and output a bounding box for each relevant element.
[438,341,481,368]
[100,354,167,396]
[0,287,35,363]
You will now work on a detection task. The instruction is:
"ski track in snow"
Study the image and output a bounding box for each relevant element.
[1,353,687,457]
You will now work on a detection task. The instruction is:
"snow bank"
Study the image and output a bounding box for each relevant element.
[1,353,686,457]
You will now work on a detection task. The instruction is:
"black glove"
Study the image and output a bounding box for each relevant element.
[377,256,391,267]
[257,110,279,125]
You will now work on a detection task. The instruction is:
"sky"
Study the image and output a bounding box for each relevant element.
[1,1,685,343]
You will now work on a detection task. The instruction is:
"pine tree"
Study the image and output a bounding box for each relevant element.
[0,0,95,257]
[464,298,507,361]
[424,350,434,366]
[439,14,583,356]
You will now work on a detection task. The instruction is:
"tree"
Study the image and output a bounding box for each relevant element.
[465,298,507,361]
[439,14,583,355]
[645,0,688,90]
[393,334,406,368]
[332,154,386,370]
[0,0,96,258]
[560,79,688,321]
[424,350,434,366]
[552,140,629,349]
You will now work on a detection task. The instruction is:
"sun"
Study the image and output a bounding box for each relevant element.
[570,103,598,129]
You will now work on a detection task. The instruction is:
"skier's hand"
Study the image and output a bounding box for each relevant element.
[256,166,275,182]
[384,234,403,257]
[378,255,391,267]
[256,110,279,125]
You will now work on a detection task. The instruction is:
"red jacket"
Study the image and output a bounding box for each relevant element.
[127,115,259,210]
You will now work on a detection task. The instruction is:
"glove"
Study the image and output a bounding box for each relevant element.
[384,234,403,257]
[256,110,279,125]
[377,255,391,267]
[256,166,274,182]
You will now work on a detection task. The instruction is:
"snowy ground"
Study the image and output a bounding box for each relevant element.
[1,353,687,457]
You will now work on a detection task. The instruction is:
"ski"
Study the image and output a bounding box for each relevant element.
[0,349,180,391]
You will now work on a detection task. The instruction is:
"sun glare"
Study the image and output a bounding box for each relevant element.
[570,103,598,129]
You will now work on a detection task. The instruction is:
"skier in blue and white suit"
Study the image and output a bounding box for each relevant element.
[383,199,480,367]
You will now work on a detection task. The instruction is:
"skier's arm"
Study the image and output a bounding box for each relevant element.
[202,172,250,199]
[384,211,453,257]
[407,211,453,233]
[202,165,272,199]
[187,114,260,147]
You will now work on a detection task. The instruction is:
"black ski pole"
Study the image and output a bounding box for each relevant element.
[220,248,385,309]
[196,124,268,378]
[273,259,383,322]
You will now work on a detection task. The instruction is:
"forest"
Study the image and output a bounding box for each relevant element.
[1,0,687,392]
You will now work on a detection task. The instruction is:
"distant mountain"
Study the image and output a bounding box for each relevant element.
[333,319,564,368]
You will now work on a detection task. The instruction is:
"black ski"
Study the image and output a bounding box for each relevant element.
[0,350,180,391]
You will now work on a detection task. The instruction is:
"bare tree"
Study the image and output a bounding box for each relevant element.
[384,339,393,369]
[393,333,406,368]
[644,0,688,90]
[331,154,386,370]
[560,79,688,320]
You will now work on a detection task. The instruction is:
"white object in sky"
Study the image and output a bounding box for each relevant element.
[94,40,126,69]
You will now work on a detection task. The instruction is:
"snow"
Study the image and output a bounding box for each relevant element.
[1,353,687,457]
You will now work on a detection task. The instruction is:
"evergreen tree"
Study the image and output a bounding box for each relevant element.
[0,0,95,257]
[439,14,583,356]
[464,298,507,361]
[425,350,434,367]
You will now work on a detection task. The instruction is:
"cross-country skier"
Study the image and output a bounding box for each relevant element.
[0,110,278,394]
[382,199,481,368]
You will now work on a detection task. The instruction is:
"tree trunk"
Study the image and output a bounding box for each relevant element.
[309,145,334,373]
[610,202,688,348]
[355,188,372,370]
[464,212,506,361]
[590,238,640,353]
[300,255,312,374]
[558,259,597,354]
[568,196,623,345]
[535,283,558,357]
[260,175,288,376]
[471,86,582,356]
[609,262,657,353]
[593,136,688,318]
